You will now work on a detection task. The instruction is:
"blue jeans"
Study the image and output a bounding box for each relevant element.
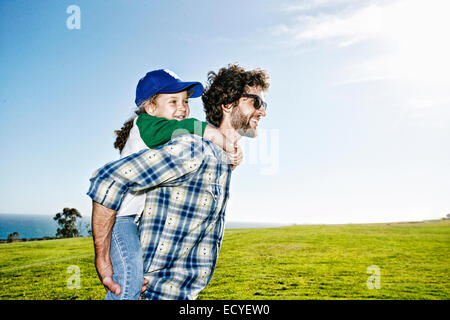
[105,216,144,300]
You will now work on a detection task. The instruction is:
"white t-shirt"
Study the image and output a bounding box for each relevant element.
[117,117,148,217]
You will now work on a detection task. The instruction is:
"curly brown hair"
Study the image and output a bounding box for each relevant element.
[113,94,159,152]
[202,64,270,127]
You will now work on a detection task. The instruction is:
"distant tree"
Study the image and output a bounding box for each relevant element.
[54,208,82,238]
[77,219,92,237]
[7,232,20,242]
[84,221,92,236]
[446,214,450,220]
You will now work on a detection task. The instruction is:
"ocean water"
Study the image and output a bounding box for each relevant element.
[0,213,288,240]
[0,214,91,239]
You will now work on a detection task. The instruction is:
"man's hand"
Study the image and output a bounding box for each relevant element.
[92,201,149,298]
[139,278,149,300]
[96,255,149,298]
[96,255,121,295]
[91,201,121,295]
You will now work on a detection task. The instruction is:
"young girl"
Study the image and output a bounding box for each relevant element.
[105,69,242,300]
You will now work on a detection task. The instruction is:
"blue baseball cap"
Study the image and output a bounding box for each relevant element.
[135,69,204,106]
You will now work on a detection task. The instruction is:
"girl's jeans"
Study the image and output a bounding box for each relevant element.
[105,215,144,300]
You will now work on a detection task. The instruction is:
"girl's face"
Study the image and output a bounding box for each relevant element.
[146,90,190,120]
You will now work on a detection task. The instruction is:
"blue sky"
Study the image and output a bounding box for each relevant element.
[1,0,449,224]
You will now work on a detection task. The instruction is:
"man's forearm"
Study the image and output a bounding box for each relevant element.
[91,201,117,267]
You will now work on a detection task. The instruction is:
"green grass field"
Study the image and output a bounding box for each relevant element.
[0,220,449,300]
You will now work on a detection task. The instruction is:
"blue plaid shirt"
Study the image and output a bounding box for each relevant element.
[87,134,231,299]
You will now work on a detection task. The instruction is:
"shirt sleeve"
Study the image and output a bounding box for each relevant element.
[87,135,205,210]
[137,114,208,149]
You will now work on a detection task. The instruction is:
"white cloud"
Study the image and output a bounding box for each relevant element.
[277,0,450,49]
[274,0,450,110]
[281,0,366,13]
[292,3,384,46]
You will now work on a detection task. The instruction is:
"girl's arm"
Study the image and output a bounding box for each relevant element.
[136,114,207,149]
[136,114,243,167]
[203,125,235,153]
[204,125,243,169]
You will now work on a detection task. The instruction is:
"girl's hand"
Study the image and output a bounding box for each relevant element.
[228,143,243,170]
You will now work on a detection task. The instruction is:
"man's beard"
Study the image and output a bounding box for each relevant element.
[231,106,257,138]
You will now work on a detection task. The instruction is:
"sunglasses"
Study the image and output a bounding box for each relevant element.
[241,94,267,111]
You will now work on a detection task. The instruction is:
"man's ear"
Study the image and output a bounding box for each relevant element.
[222,103,233,114]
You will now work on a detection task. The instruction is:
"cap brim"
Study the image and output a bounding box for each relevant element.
[158,81,204,98]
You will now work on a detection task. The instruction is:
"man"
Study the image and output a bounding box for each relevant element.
[88,64,270,299]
